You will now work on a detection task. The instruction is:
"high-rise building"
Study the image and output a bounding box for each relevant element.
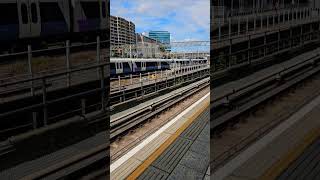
[148,31,170,51]
[148,31,170,45]
[110,16,136,46]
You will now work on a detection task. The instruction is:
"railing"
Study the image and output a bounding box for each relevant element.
[110,64,209,90]
[0,37,109,140]
[110,64,210,106]
[212,24,320,72]
[212,7,320,41]
[0,62,109,140]
[0,37,108,100]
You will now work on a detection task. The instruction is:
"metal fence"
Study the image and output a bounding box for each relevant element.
[0,37,108,98]
[0,37,109,140]
[212,7,320,41]
[110,63,210,106]
[212,21,320,72]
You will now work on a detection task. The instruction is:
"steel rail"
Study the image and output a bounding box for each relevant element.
[110,77,210,140]
[212,52,320,106]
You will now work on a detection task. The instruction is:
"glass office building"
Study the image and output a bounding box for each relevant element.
[149,31,171,51]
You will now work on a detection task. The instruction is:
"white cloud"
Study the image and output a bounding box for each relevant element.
[111,0,210,41]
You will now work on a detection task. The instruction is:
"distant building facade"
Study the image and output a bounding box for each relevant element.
[135,33,165,58]
[148,31,171,51]
[136,33,159,44]
[148,31,170,44]
[110,16,136,46]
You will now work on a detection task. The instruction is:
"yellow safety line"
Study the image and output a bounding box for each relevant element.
[126,98,210,180]
[260,126,320,180]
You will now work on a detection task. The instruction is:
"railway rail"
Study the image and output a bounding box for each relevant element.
[111,77,210,140]
[211,49,320,172]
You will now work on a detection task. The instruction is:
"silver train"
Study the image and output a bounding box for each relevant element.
[0,0,108,51]
[110,58,208,76]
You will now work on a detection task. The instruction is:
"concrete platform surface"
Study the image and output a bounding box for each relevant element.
[111,93,210,180]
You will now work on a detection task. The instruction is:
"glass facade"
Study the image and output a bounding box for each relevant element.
[148,31,171,50]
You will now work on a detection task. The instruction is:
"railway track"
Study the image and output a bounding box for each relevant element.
[211,50,320,171]
[110,77,210,140]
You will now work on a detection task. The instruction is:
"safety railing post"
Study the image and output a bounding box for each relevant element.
[96,36,101,79]
[66,40,71,87]
[42,78,48,126]
[118,75,121,91]
[100,65,105,111]
[32,112,37,129]
[28,45,34,96]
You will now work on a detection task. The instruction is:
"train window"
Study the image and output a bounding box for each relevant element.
[102,1,106,18]
[146,62,157,67]
[21,3,28,24]
[40,3,65,22]
[31,3,38,23]
[80,2,100,19]
[135,62,142,68]
[110,63,115,69]
[123,62,130,69]
[0,3,18,25]
[161,62,169,66]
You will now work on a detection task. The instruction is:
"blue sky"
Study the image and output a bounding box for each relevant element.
[110,0,210,42]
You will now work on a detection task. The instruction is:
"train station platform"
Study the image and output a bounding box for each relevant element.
[212,90,320,180]
[110,93,210,180]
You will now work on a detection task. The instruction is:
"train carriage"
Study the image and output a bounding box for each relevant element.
[0,0,108,51]
[110,58,173,77]
[72,0,108,40]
